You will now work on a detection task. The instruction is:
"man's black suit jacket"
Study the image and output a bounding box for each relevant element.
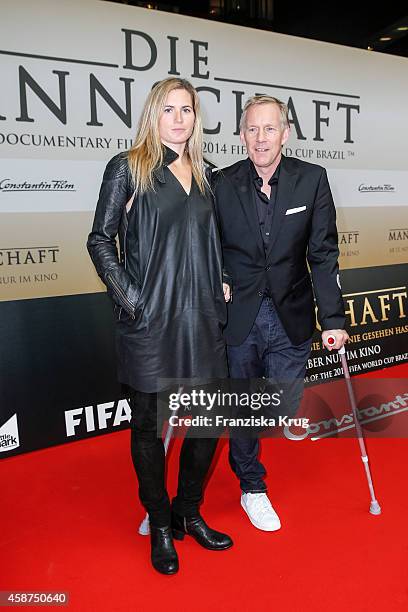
[213,155,346,346]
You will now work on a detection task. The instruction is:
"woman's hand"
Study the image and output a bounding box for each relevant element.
[223,283,231,302]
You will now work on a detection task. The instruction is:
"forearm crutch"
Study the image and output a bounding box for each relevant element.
[327,335,381,515]
[138,386,183,535]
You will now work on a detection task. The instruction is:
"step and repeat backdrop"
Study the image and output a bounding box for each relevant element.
[0,0,407,455]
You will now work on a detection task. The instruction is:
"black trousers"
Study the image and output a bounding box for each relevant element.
[227,298,311,493]
[130,390,219,527]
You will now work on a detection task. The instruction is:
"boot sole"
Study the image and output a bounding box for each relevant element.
[172,528,233,550]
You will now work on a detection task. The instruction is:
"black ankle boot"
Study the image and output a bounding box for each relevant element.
[171,511,233,550]
[150,526,179,575]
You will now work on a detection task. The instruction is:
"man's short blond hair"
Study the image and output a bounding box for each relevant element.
[240,95,289,131]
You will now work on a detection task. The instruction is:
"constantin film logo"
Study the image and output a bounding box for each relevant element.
[358,183,396,193]
[0,414,20,452]
[0,178,76,192]
[294,391,408,441]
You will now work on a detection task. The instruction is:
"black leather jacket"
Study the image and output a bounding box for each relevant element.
[87,146,228,392]
[87,151,143,320]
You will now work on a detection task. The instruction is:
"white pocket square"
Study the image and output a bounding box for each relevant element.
[285,206,307,215]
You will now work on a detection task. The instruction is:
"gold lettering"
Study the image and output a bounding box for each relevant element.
[392,291,407,318]
[378,294,391,321]
[360,298,379,325]
[344,298,357,327]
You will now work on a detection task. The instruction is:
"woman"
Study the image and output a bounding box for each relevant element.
[87,78,232,575]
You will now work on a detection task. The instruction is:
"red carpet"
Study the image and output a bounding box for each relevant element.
[1,364,408,611]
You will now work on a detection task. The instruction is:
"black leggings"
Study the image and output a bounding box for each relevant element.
[130,390,219,527]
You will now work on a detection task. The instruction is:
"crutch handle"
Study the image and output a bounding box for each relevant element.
[327,334,346,354]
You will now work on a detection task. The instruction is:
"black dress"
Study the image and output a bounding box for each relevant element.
[88,146,228,392]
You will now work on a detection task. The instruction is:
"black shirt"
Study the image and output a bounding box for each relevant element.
[250,160,281,250]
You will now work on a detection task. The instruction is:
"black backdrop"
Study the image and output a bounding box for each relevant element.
[1,263,407,457]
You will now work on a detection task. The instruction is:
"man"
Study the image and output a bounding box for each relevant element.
[213,95,349,531]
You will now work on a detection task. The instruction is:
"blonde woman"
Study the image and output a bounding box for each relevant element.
[87,78,232,575]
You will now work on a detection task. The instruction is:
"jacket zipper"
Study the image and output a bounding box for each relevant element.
[107,273,135,318]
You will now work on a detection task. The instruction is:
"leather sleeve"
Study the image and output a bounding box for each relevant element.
[87,154,140,317]
[307,168,346,330]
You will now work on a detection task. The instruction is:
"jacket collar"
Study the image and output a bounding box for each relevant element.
[153,145,180,183]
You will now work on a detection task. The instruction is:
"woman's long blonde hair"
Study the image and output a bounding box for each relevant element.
[128,78,208,194]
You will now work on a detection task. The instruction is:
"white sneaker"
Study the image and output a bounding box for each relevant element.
[241,492,281,531]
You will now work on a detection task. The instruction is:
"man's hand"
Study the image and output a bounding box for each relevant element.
[322,329,349,350]
[223,283,231,302]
